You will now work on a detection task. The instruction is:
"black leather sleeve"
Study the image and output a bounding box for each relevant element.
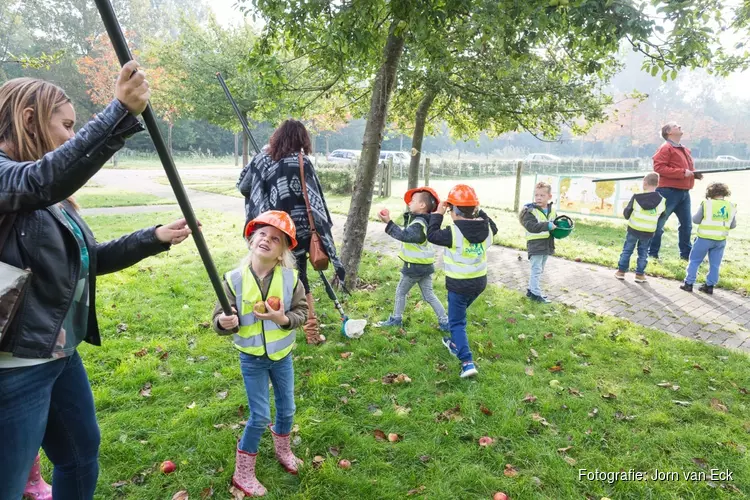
[95,226,169,275]
[0,100,143,214]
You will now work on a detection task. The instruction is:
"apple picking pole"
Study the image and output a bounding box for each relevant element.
[94,0,234,315]
[216,72,261,154]
[591,166,750,183]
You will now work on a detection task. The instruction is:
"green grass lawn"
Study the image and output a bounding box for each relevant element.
[54,209,750,499]
[75,187,176,208]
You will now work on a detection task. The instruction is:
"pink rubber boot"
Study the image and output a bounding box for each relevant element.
[23,454,52,500]
[232,447,266,497]
[269,425,303,474]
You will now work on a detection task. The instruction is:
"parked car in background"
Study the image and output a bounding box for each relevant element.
[379,150,410,166]
[326,149,360,164]
[716,155,741,161]
[524,153,561,162]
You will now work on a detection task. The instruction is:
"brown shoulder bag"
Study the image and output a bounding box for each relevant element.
[298,152,330,271]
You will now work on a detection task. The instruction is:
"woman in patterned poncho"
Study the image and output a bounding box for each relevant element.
[237,119,345,344]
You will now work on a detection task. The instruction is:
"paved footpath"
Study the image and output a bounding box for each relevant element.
[84,169,750,353]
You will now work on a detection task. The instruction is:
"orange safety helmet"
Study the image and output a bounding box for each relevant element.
[446,184,479,206]
[404,186,441,206]
[244,210,298,250]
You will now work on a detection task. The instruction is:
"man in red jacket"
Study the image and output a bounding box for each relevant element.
[649,122,703,260]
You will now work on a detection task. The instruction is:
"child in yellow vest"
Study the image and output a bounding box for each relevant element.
[615,173,665,283]
[519,182,556,303]
[680,183,737,295]
[427,184,497,378]
[376,186,449,331]
[213,210,308,497]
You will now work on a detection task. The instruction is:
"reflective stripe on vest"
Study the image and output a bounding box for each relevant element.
[226,265,298,360]
[398,218,435,264]
[627,197,666,233]
[697,199,736,241]
[526,207,557,240]
[443,225,493,279]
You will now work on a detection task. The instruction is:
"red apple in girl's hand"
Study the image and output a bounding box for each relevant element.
[267,296,281,311]
[379,209,388,217]
[160,460,176,474]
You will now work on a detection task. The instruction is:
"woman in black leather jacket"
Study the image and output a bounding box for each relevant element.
[0,62,193,500]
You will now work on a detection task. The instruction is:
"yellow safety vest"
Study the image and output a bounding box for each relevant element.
[627,197,666,233]
[398,218,435,265]
[526,206,557,241]
[443,225,493,279]
[697,199,736,241]
[226,265,298,360]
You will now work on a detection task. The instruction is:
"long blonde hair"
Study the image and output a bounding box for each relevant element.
[0,78,79,210]
[242,231,297,270]
[0,78,71,162]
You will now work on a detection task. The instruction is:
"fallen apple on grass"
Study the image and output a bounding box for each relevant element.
[160,460,176,474]
[338,459,351,469]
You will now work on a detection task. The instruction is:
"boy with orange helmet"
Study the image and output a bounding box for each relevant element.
[427,184,497,378]
[377,186,449,331]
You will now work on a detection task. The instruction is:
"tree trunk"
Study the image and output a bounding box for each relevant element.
[407,88,437,190]
[242,112,249,167]
[325,135,330,155]
[167,122,173,157]
[340,24,405,288]
[235,132,239,167]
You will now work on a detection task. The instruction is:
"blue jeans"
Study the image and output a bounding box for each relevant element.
[447,290,481,363]
[618,232,652,274]
[649,187,692,259]
[239,352,296,453]
[0,351,100,500]
[685,237,726,286]
[528,254,549,297]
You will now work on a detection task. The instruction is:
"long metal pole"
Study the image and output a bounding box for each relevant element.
[592,166,750,183]
[216,73,260,154]
[217,76,352,300]
[94,0,233,315]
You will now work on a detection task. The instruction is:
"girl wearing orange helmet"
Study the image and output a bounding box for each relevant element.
[427,184,498,378]
[212,210,308,497]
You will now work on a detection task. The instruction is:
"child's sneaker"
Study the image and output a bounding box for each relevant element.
[634,274,647,283]
[375,316,402,327]
[439,320,450,333]
[460,361,478,378]
[680,283,694,293]
[442,337,459,358]
[614,270,626,280]
[698,283,714,295]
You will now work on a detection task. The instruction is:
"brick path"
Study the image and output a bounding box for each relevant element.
[84,169,750,352]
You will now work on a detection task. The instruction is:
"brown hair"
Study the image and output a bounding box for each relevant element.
[535,181,552,194]
[706,182,730,199]
[414,191,437,212]
[643,172,659,187]
[268,119,312,162]
[0,78,71,162]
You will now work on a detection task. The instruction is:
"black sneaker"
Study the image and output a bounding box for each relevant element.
[680,283,693,293]
[698,284,714,295]
[529,293,551,304]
